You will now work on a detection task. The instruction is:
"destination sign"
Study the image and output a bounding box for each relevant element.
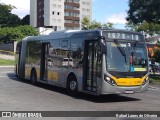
[102,31,143,41]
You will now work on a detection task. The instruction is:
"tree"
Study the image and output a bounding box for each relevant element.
[7,14,21,27]
[81,16,113,30]
[126,0,160,35]
[0,2,21,27]
[128,21,160,36]
[81,16,91,30]
[0,35,10,44]
[0,25,38,43]
[127,0,160,24]
[16,25,38,37]
[103,22,113,29]
[90,20,101,29]
[21,15,30,25]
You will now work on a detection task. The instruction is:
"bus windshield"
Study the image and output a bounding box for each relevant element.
[106,41,148,72]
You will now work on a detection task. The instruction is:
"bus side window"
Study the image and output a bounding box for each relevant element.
[48,40,60,67]
[70,38,83,68]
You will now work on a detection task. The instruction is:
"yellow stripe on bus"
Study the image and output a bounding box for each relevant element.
[25,67,31,77]
[48,71,58,81]
[111,76,146,86]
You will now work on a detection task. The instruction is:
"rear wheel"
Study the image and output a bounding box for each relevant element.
[30,70,37,85]
[67,75,78,96]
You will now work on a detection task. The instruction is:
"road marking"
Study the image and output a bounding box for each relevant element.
[0,71,14,73]
[149,86,159,89]
[0,76,17,79]
[0,76,6,77]
[149,86,160,91]
[0,66,14,68]
[149,88,160,91]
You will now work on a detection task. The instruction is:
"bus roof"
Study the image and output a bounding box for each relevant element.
[23,29,101,41]
[22,28,143,42]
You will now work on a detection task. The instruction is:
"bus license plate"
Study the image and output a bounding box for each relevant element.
[125,90,134,94]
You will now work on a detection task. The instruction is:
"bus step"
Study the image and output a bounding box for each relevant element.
[86,86,97,91]
[83,90,97,95]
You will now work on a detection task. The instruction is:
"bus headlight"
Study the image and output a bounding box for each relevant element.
[142,76,149,85]
[104,74,116,86]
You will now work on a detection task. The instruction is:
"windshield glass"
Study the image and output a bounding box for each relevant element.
[106,41,148,72]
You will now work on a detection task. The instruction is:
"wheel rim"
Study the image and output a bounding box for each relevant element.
[70,81,77,91]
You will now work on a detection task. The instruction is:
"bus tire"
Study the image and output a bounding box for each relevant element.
[30,69,37,85]
[67,74,78,96]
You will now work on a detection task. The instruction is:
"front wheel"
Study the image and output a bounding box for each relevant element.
[30,70,37,85]
[67,75,78,96]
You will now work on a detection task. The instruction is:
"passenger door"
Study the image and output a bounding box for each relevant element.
[83,40,98,92]
[40,43,49,80]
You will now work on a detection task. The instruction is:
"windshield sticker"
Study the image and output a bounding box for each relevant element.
[134,68,146,71]
[111,43,126,47]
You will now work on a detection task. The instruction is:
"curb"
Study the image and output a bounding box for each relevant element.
[0,66,14,68]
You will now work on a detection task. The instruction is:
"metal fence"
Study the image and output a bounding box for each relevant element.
[0,42,17,55]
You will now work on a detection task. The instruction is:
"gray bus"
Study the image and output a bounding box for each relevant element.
[15,28,149,95]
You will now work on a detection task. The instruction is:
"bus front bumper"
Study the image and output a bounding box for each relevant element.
[101,80,149,95]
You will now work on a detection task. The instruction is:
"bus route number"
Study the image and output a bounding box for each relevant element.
[107,32,139,41]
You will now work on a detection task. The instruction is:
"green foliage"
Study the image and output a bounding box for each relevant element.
[0,58,15,66]
[127,0,160,24]
[126,0,160,35]
[0,2,21,27]
[81,16,91,30]
[81,17,113,30]
[103,22,113,29]
[0,3,38,44]
[0,2,14,12]
[90,20,101,29]
[17,25,38,37]
[0,27,22,43]
[129,21,160,36]
[0,25,38,43]
[152,49,160,63]
[21,15,30,25]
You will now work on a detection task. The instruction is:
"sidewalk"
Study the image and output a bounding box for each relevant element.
[0,54,15,60]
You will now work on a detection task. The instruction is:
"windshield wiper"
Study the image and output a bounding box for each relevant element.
[114,39,127,64]
[131,41,138,57]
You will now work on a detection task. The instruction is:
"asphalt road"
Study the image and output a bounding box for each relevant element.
[0,67,160,120]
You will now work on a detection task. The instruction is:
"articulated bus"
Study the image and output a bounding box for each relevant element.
[15,28,149,95]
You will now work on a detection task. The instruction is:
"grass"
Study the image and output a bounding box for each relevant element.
[0,58,15,66]
[149,75,160,85]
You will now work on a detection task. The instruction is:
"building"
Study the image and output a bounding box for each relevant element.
[30,0,92,31]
